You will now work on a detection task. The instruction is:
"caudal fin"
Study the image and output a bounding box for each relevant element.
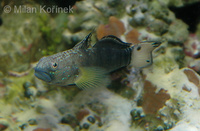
[131,41,161,68]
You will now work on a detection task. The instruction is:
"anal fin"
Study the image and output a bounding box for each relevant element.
[75,67,110,89]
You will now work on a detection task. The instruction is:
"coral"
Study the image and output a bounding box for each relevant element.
[76,109,90,121]
[96,16,141,44]
[183,68,200,94]
[96,16,125,40]
[125,29,140,44]
[142,81,170,115]
[184,34,200,58]
[184,33,200,73]
[142,53,200,130]
[33,128,52,131]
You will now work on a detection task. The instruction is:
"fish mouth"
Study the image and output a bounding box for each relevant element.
[34,68,52,82]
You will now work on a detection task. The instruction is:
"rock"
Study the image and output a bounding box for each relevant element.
[87,116,96,124]
[61,114,78,128]
[24,86,37,98]
[76,109,90,121]
[28,119,37,125]
[19,123,28,130]
[23,82,33,90]
[130,109,141,121]
[0,118,8,131]
[82,123,90,129]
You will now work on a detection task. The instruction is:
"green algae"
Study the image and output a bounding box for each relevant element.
[149,1,169,20]
[154,55,178,74]
[38,13,69,55]
[170,47,185,68]
[118,87,136,99]
[153,45,186,73]
[0,70,36,130]
[163,19,189,44]
[147,19,169,35]
[3,70,35,104]
[0,11,40,73]
[37,84,80,102]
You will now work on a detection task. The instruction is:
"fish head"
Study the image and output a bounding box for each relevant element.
[34,54,77,85]
[34,56,58,83]
[131,41,161,68]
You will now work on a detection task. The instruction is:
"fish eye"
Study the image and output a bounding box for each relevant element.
[137,46,141,51]
[52,62,58,68]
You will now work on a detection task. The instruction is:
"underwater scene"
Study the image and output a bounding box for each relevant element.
[0,0,200,131]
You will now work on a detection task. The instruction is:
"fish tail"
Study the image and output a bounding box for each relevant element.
[130,41,161,68]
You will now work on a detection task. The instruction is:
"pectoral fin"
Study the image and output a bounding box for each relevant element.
[131,41,161,68]
[75,67,110,89]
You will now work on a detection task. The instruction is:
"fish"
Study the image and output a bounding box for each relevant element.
[34,33,161,89]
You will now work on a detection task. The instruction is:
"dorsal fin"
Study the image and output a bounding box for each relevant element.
[74,33,92,49]
[93,35,131,49]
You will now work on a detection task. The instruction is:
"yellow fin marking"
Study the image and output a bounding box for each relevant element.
[75,67,110,89]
